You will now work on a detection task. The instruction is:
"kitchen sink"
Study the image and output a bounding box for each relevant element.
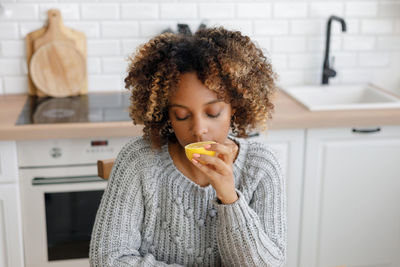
[282,84,400,111]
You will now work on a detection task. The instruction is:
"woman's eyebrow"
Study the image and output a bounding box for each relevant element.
[168,99,222,108]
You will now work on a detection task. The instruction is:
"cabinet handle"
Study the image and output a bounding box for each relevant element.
[352,127,381,134]
[32,175,104,185]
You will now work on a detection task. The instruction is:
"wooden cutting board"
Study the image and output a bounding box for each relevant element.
[26,9,87,97]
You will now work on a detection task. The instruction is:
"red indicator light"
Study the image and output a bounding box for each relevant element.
[91,140,108,146]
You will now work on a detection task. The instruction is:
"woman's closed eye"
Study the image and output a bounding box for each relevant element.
[174,110,189,121]
[174,112,221,121]
[207,112,220,118]
[175,115,189,121]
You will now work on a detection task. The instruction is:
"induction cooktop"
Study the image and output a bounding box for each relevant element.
[16,92,131,125]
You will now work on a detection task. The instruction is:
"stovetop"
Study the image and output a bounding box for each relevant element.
[16,92,131,125]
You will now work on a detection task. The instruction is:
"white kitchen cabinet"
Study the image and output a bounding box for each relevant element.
[0,141,24,267]
[299,126,400,267]
[0,141,19,183]
[0,184,24,267]
[252,129,305,267]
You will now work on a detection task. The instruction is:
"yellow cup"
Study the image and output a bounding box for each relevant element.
[184,141,216,162]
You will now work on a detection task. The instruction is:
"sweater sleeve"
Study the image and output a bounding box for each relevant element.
[213,153,287,267]
[89,141,183,267]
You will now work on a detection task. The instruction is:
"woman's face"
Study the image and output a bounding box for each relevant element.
[168,72,232,147]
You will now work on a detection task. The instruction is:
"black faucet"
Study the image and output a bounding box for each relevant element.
[322,15,347,85]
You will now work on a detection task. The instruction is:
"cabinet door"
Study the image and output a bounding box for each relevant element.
[252,129,305,267]
[0,142,18,183]
[300,126,400,267]
[0,184,24,267]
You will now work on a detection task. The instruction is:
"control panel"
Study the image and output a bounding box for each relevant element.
[17,137,131,167]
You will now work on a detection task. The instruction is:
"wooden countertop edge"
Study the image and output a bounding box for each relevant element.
[1,91,400,141]
[1,116,399,140]
[0,122,144,140]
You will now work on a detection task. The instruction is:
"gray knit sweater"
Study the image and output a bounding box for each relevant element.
[89,136,286,267]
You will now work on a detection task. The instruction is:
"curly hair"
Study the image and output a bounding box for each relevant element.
[124,26,278,149]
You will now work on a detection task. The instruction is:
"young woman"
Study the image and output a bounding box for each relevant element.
[90,27,286,267]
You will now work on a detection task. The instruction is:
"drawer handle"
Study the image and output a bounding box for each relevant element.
[32,175,104,185]
[352,127,381,134]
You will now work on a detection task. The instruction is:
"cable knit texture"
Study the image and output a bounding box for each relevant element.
[89,136,287,267]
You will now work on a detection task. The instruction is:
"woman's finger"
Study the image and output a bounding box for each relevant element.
[205,143,235,163]
[191,158,222,183]
[192,154,227,174]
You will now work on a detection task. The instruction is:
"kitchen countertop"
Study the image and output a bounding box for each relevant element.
[1,90,400,141]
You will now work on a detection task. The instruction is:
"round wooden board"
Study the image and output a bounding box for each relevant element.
[30,41,86,97]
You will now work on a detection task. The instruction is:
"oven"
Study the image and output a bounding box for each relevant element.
[17,137,130,267]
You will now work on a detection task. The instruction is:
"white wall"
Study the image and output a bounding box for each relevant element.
[0,0,399,95]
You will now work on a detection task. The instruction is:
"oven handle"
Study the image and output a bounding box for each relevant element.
[32,175,106,185]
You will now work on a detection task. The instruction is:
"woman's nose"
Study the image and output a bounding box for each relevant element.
[191,116,208,138]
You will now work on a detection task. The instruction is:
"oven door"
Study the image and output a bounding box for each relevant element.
[19,165,107,267]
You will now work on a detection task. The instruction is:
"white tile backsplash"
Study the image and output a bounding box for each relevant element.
[102,57,129,74]
[236,3,272,19]
[18,22,43,37]
[81,4,119,20]
[254,20,289,36]
[289,54,324,70]
[39,4,80,20]
[0,0,399,95]
[273,3,308,18]
[346,2,378,18]
[87,40,120,56]
[277,70,305,86]
[396,19,400,33]
[270,54,288,70]
[121,4,159,20]
[290,20,324,35]
[88,75,123,91]
[358,52,390,67]
[122,39,147,56]
[307,37,342,52]
[0,59,22,76]
[343,19,359,34]
[67,22,100,38]
[333,52,358,68]
[209,20,253,36]
[304,70,322,85]
[101,22,139,38]
[87,58,101,74]
[0,4,38,21]
[0,41,24,57]
[139,21,176,37]
[3,76,27,94]
[160,4,197,19]
[0,23,18,39]
[273,37,307,52]
[377,36,400,51]
[198,4,235,19]
[18,0,56,2]
[309,2,344,18]
[341,69,374,83]
[361,19,393,34]
[343,36,376,51]
[379,1,400,17]
[252,37,271,51]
